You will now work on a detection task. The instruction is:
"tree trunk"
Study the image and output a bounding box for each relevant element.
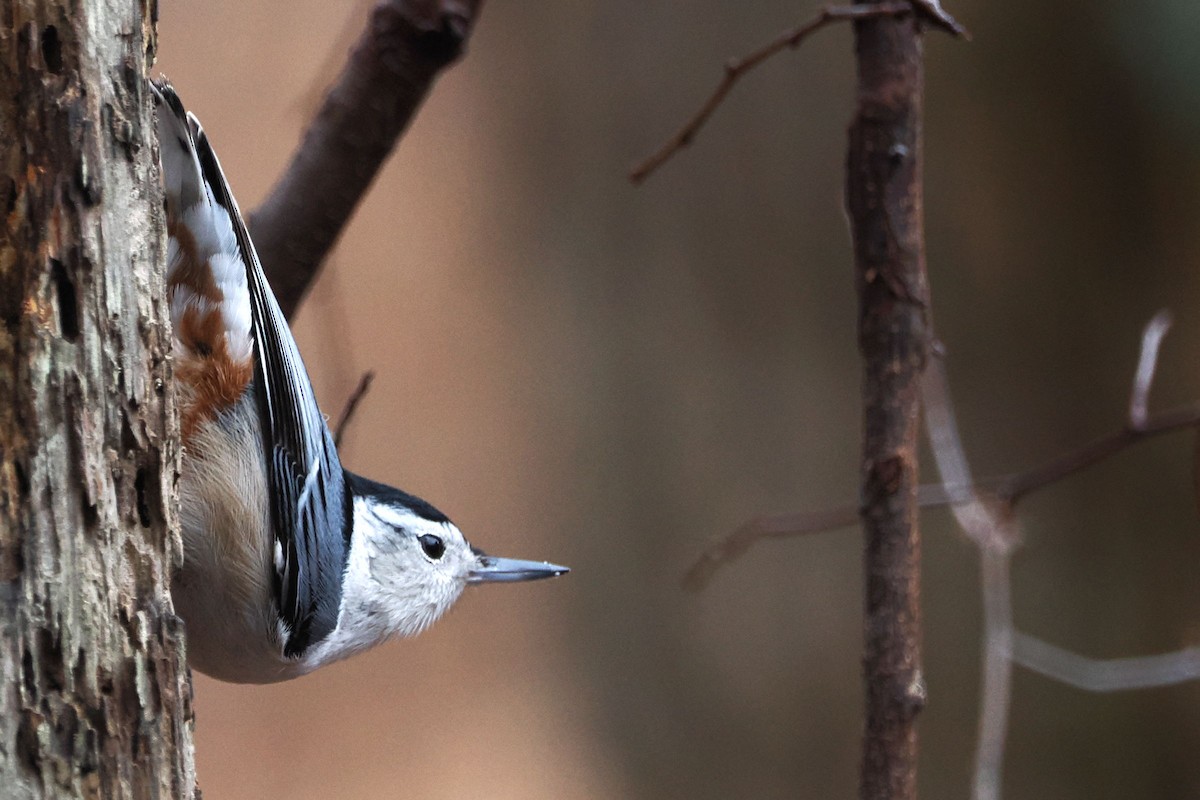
[0,2,196,798]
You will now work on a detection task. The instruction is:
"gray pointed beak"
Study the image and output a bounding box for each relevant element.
[468,553,570,584]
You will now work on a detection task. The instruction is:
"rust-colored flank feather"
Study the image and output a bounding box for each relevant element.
[167,215,253,443]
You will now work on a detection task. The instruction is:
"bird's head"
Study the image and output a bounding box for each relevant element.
[345,473,568,641]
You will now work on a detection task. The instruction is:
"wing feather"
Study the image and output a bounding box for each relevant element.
[153,80,351,657]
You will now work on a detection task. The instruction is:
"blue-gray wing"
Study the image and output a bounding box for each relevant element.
[180,96,351,657]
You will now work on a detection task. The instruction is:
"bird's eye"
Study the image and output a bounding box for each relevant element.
[418,533,445,560]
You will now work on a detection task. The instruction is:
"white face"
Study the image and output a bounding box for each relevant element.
[350,498,477,640]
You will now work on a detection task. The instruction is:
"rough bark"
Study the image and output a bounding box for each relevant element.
[0,1,196,798]
[247,0,485,320]
[845,9,929,800]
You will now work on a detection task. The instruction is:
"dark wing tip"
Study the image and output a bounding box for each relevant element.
[149,77,186,117]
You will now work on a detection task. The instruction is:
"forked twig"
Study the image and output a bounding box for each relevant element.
[683,315,1200,591]
[629,0,967,186]
[629,3,911,186]
[686,312,1195,798]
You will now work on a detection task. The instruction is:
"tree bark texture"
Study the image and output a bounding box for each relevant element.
[846,10,929,800]
[0,2,196,798]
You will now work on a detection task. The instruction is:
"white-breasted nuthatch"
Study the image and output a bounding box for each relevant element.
[150,80,567,684]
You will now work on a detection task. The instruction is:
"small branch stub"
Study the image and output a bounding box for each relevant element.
[334,370,377,448]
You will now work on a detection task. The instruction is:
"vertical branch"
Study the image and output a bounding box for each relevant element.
[921,352,1018,800]
[845,9,929,800]
[973,548,1014,800]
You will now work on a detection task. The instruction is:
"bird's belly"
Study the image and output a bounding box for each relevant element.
[171,561,293,684]
[173,392,300,684]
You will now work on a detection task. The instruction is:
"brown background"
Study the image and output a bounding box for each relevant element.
[158,1,1200,797]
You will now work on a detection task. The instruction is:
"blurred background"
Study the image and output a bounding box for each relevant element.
[157,1,1200,797]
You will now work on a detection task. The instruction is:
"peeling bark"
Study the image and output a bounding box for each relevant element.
[0,1,196,798]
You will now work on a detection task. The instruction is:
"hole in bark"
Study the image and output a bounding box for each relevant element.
[37,628,65,692]
[21,645,35,692]
[13,461,29,495]
[16,709,41,775]
[0,543,24,581]
[0,175,15,216]
[121,417,139,452]
[50,258,79,341]
[72,647,88,692]
[41,25,62,74]
[55,703,78,745]
[81,497,98,528]
[134,468,153,527]
[15,24,32,68]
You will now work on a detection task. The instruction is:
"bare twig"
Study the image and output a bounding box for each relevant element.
[974,549,1014,800]
[249,0,486,320]
[682,506,857,592]
[921,347,1015,800]
[1129,309,1172,430]
[847,8,929,797]
[628,2,912,186]
[686,313,1196,796]
[998,402,1200,505]
[333,370,377,448]
[683,387,1200,586]
[628,0,968,186]
[1011,633,1200,692]
[921,348,1017,550]
[683,485,955,592]
[689,314,1193,797]
[994,312,1200,698]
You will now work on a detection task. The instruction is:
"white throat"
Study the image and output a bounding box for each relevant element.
[295,497,468,674]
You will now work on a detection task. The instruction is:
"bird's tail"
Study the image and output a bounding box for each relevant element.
[150,79,254,440]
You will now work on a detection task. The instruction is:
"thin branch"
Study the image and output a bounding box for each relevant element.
[686,313,1194,795]
[994,313,1200,697]
[628,2,913,186]
[847,8,930,796]
[999,310,1188,504]
[334,370,377,448]
[1129,309,1172,430]
[628,1,968,186]
[922,348,1017,550]
[682,506,857,592]
[248,0,486,320]
[683,401,1200,589]
[997,402,1200,505]
[683,485,953,592]
[918,347,1016,800]
[973,549,1014,800]
[686,381,1200,590]
[1012,634,1200,692]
